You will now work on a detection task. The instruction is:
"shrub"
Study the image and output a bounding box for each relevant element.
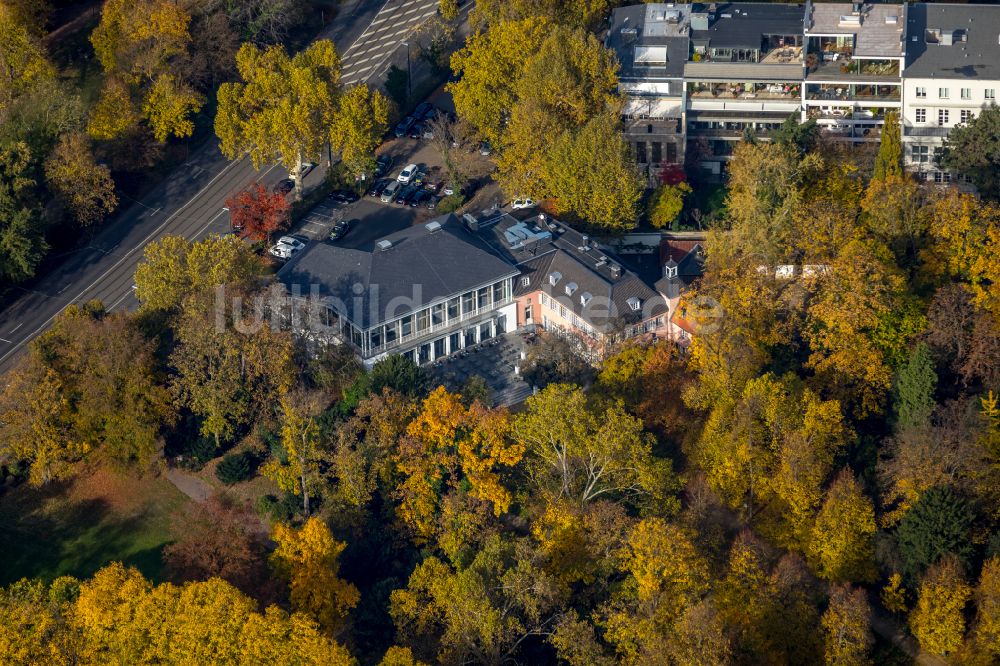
[437,193,465,213]
[215,451,257,485]
[255,493,301,522]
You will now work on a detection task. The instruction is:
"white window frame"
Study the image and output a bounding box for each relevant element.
[938,87,949,99]
[987,89,996,100]
[915,108,926,123]
[960,109,972,123]
[915,86,927,98]
[938,108,949,126]
[961,88,972,100]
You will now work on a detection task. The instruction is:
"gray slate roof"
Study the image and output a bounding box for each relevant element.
[904,3,1000,80]
[277,214,518,329]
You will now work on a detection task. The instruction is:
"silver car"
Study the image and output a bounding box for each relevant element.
[381,180,401,202]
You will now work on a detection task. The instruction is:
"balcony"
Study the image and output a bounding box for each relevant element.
[805,84,900,103]
[806,56,901,82]
[688,82,801,101]
[364,296,514,357]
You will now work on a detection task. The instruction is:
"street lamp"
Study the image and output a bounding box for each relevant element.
[402,41,411,99]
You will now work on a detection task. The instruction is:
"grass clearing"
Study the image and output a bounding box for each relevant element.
[0,463,191,586]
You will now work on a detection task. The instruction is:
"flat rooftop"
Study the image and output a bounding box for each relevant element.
[690,2,806,50]
[805,3,905,58]
[904,3,1000,80]
[608,3,691,79]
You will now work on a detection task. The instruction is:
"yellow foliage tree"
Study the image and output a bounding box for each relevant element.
[909,555,972,656]
[269,518,360,634]
[972,557,1000,659]
[821,584,873,666]
[808,471,877,583]
[330,84,390,177]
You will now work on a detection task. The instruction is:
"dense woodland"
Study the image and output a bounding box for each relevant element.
[3,0,1000,664]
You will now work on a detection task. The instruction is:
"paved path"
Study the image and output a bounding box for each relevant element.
[0,0,440,374]
[870,610,949,666]
[164,468,213,502]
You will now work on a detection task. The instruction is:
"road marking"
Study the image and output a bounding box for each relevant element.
[193,209,229,239]
[106,289,133,312]
[0,155,249,367]
[0,338,11,344]
[9,323,22,333]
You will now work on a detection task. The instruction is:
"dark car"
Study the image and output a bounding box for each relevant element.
[368,179,390,197]
[374,155,393,177]
[426,195,440,210]
[328,218,353,242]
[330,189,360,204]
[412,102,432,119]
[408,122,424,139]
[273,179,294,196]
[410,189,431,207]
[421,106,438,121]
[393,116,415,138]
[395,184,418,205]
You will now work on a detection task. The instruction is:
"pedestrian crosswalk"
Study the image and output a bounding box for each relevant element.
[340,0,440,86]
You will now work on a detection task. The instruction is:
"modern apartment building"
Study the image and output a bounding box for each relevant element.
[684,2,805,174]
[802,2,905,142]
[901,3,1000,184]
[607,3,691,181]
[608,1,1000,185]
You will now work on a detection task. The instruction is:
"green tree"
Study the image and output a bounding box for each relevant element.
[941,104,1000,200]
[773,113,819,154]
[330,84,390,177]
[216,40,341,197]
[369,353,425,397]
[896,486,974,583]
[893,343,937,430]
[0,140,45,282]
[264,390,327,516]
[872,110,902,181]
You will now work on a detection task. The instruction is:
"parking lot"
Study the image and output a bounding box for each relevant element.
[282,88,497,252]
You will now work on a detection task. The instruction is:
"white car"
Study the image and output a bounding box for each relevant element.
[290,162,317,181]
[269,235,306,260]
[511,197,537,210]
[397,163,419,184]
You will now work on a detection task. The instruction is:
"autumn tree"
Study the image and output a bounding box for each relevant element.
[449,17,550,146]
[649,181,691,229]
[0,2,55,114]
[925,284,1000,390]
[389,535,564,665]
[88,0,204,141]
[872,110,902,181]
[470,0,613,31]
[133,233,260,312]
[821,584,873,666]
[909,555,972,656]
[859,174,928,269]
[330,83,390,177]
[162,495,271,599]
[269,518,360,634]
[808,471,877,583]
[972,557,1000,660]
[44,132,118,227]
[264,390,328,516]
[515,383,678,512]
[216,40,341,197]
[225,181,289,243]
[941,103,1000,200]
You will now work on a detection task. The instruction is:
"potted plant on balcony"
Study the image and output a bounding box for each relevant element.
[805,51,819,72]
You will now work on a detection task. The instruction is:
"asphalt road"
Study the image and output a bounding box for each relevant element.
[0,0,441,374]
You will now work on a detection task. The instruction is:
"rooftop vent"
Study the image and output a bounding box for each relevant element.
[885,15,898,25]
[941,30,954,46]
[376,239,393,251]
[462,213,479,230]
[596,256,608,268]
[425,221,442,233]
[549,271,562,286]
[691,12,709,30]
[564,282,577,296]
[839,14,862,27]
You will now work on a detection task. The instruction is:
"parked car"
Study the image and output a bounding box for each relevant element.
[395,184,418,205]
[374,155,393,177]
[291,162,317,181]
[273,179,294,196]
[330,189,359,204]
[269,235,306,260]
[380,180,401,202]
[421,106,438,121]
[426,195,440,210]
[394,116,415,138]
[408,122,424,139]
[511,197,537,210]
[410,189,431,207]
[328,219,353,241]
[412,102,432,119]
[368,179,390,197]
[397,163,419,183]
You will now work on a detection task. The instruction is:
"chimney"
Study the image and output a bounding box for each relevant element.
[609,264,622,278]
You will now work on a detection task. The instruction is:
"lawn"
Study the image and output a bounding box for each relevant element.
[0,464,192,586]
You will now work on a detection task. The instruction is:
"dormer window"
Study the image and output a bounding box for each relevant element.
[580,292,593,307]
[564,282,577,296]
[549,272,562,286]
[627,296,642,311]
[664,259,679,279]
[520,276,530,287]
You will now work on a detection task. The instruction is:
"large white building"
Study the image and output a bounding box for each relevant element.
[901,3,1000,184]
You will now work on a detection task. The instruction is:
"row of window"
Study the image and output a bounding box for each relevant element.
[909,145,940,163]
[540,293,597,337]
[914,86,996,100]
[634,141,679,164]
[913,108,975,125]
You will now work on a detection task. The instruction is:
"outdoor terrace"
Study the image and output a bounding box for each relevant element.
[806,56,900,81]
[688,81,801,101]
[805,83,900,103]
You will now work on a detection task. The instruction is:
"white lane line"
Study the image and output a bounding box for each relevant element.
[9,323,22,333]
[0,155,249,367]
[0,337,12,344]
[105,289,134,312]
[192,208,229,240]
[342,0,397,55]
